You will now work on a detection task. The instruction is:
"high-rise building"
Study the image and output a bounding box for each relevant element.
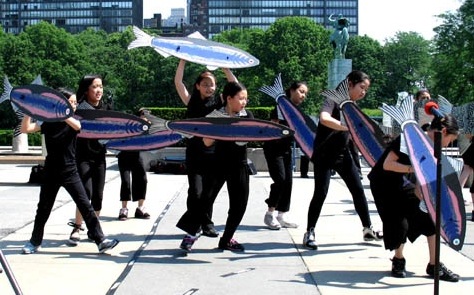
[0,0,143,34]
[186,0,358,38]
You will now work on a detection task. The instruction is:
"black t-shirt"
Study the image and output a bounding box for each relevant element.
[262,105,293,155]
[312,98,349,161]
[76,101,107,160]
[41,121,78,167]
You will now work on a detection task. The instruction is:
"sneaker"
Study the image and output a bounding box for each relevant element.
[67,222,83,246]
[98,239,119,254]
[22,242,40,254]
[363,227,383,241]
[118,208,128,221]
[180,234,199,252]
[303,228,318,250]
[135,207,150,219]
[201,225,219,238]
[264,212,281,230]
[391,257,406,278]
[218,238,245,252]
[276,215,298,228]
[426,262,459,282]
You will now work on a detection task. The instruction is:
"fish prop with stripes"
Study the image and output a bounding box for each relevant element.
[75,109,150,139]
[102,130,183,152]
[128,26,259,70]
[1,76,73,122]
[259,74,316,158]
[322,79,387,167]
[381,98,465,251]
[145,111,294,142]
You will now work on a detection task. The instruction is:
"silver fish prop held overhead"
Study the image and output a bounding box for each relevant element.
[0,76,73,122]
[145,112,294,142]
[259,74,316,158]
[322,79,387,167]
[102,130,183,152]
[128,26,259,69]
[75,109,150,139]
[381,98,466,251]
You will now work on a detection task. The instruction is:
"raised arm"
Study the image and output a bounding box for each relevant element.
[222,68,238,83]
[20,115,41,134]
[174,59,191,106]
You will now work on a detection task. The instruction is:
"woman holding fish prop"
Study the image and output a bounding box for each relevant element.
[20,88,118,254]
[303,70,381,250]
[68,74,113,246]
[175,59,238,251]
[261,80,309,230]
[368,99,460,281]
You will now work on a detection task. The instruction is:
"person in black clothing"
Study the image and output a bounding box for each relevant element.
[263,81,308,230]
[68,74,112,246]
[459,137,474,222]
[303,70,381,250]
[117,108,150,221]
[368,115,460,282]
[21,88,118,254]
[174,60,237,250]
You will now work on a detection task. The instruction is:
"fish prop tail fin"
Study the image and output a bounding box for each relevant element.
[445,156,464,178]
[0,76,13,105]
[146,114,170,134]
[206,110,228,118]
[380,97,416,127]
[31,75,43,85]
[128,26,154,50]
[437,95,453,115]
[259,74,286,101]
[321,79,349,105]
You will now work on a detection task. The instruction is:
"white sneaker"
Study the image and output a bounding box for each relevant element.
[363,227,383,241]
[264,212,281,230]
[276,215,298,228]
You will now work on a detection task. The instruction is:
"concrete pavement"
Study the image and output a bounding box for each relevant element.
[0,156,473,295]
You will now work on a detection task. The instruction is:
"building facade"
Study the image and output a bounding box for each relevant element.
[0,0,143,34]
[186,0,358,38]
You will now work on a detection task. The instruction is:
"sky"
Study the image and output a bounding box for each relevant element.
[144,0,463,43]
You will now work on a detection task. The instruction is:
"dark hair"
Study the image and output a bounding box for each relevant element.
[285,81,308,97]
[415,89,430,101]
[222,81,246,106]
[346,70,370,85]
[57,87,75,99]
[429,114,459,135]
[76,74,102,103]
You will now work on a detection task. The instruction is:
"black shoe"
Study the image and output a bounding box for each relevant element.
[391,257,406,278]
[98,239,119,254]
[426,262,459,282]
[135,207,150,219]
[201,226,219,238]
[218,238,245,252]
[303,228,318,250]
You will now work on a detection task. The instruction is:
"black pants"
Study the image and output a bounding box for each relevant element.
[264,149,293,212]
[118,152,148,202]
[307,150,372,231]
[77,155,106,212]
[176,152,218,235]
[206,164,250,243]
[30,164,104,246]
[300,155,310,176]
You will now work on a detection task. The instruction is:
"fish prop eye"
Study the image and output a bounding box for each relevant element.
[283,130,290,135]
[66,109,71,116]
[143,125,149,132]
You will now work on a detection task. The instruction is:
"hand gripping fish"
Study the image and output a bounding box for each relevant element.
[102,130,183,152]
[128,26,259,69]
[145,111,294,142]
[381,98,465,251]
[1,76,73,122]
[74,109,150,139]
[259,74,316,158]
[322,79,387,167]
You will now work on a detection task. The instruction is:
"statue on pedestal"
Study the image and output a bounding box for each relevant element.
[329,14,350,59]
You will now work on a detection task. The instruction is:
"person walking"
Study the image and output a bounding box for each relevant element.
[21,88,118,254]
[303,70,381,250]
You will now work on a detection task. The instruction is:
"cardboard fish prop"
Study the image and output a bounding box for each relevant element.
[259,74,316,158]
[75,109,150,139]
[128,26,259,69]
[381,98,466,251]
[103,130,182,151]
[322,79,387,167]
[146,112,293,142]
[1,76,73,122]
